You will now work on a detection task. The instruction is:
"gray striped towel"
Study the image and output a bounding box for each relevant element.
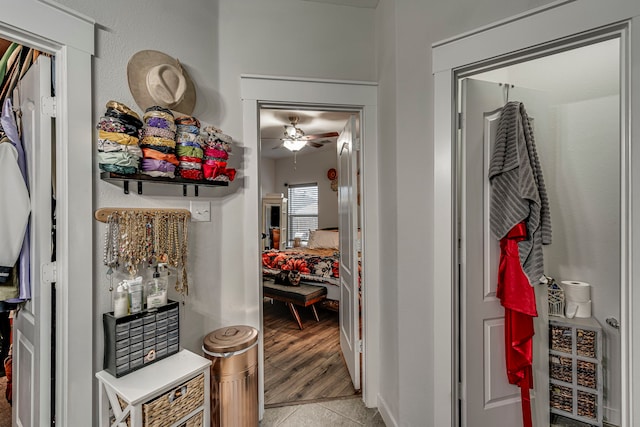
[489,101,551,284]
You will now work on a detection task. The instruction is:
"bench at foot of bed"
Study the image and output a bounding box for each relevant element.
[263,281,327,330]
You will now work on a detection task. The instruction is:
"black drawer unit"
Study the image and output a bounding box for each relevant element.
[103,301,180,377]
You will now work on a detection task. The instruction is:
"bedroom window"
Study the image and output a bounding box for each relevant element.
[288,183,318,245]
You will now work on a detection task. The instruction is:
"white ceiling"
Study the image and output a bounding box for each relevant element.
[260,108,353,159]
[299,0,379,8]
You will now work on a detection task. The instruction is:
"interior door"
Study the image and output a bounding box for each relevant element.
[12,55,53,427]
[460,78,549,426]
[337,114,360,390]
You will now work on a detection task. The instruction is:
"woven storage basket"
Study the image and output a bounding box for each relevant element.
[549,355,572,383]
[550,383,573,414]
[576,359,597,389]
[550,325,573,354]
[576,329,597,358]
[183,411,203,427]
[577,390,598,419]
[143,373,204,427]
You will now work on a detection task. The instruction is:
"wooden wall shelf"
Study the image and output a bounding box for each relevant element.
[94,207,191,223]
[100,172,228,197]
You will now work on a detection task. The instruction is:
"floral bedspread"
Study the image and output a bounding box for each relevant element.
[262,248,340,286]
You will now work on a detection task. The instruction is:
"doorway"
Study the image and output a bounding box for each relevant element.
[0,37,57,427]
[258,106,361,406]
[457,36,622,427]
[0,2,94,425]
[240,75,380,417]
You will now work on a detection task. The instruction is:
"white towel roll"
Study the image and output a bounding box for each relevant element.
[561,280,591,303]
[565,300,592,319]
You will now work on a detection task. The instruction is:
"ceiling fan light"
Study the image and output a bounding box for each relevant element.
[285,126,298,138]
[283,139,307,152]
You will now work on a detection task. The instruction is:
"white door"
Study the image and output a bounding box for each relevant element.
[337,114,360,390]
[12,55,53,427]
[460,78,550,426]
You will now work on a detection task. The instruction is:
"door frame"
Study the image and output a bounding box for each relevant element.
[432,1,640,426]
[241,75,380,418]
[0,1,94,425]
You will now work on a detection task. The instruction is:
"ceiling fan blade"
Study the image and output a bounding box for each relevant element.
[300,131,339,141]
[308,142,324,148]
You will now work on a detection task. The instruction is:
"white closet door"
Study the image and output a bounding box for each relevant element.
[338,114,360,390]
[13,54,52,427]
[460,78,550,426]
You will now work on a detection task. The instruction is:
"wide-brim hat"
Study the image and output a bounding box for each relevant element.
[127,50,196,115]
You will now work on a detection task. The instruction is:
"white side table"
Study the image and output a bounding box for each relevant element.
[96,349,211,427]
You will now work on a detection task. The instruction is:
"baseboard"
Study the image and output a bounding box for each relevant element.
[377,394,399,427]
[603,406,620,427]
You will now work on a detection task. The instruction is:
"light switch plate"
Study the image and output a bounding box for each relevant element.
[189,201,211,222]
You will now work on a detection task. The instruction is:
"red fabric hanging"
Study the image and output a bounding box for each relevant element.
[497,222,537,427]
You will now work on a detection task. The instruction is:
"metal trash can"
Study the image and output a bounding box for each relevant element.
[202,325,259,427]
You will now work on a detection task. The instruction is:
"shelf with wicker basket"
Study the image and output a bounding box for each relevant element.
[96,349,211,427]
[549,317,603,426]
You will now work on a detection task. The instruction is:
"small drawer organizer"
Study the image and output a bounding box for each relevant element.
[549,317,603,426]
[103,301,180,377]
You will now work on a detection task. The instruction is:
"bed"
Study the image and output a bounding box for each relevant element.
[262,247,340,286]
[262,230,342,301]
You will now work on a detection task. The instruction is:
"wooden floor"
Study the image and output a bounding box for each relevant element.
[263,298,359,407]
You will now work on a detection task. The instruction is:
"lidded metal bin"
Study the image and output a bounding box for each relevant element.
[202,325,259,427]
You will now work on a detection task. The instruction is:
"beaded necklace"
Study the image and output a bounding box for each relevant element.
[101,210,190,296]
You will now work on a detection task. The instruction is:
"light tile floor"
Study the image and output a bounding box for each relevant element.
[261,397,386,427]
[261,400,616,427]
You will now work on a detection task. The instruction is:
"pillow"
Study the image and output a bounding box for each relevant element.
[308,229,339,249]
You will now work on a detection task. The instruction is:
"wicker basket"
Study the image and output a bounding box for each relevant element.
[143,374,205,427]
[182,411,203,427]
[577,390,598,419]
[550,325,573,354]
[550,384,573,414]
[576,329,597,358]
[549,355,572,383]
[576,359,597,389]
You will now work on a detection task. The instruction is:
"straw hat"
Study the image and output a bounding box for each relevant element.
[127,50,196,115]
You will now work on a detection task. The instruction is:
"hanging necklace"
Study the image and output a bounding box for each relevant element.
[103,213,119,291]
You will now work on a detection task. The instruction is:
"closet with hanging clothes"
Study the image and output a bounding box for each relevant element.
[0,36,52,424]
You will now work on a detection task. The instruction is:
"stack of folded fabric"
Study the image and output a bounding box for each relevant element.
[202,126,236,183]
[139,106,179,178]
[97,101,144,175]
[174,116,203,180]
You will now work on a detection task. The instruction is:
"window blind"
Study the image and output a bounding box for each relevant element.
[288,183,318,244]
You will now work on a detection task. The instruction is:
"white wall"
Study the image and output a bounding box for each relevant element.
[375,0,556,425]
[374,0,399,423]
[260,156,277,196]
[274,149,339,229]
[52,0,375,423]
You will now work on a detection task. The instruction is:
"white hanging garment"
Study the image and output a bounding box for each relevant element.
[0,141,30,282]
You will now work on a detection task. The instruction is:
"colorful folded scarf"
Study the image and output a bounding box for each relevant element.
[141,148,180,166]
[97,151,141,168]
[99,130,139,146]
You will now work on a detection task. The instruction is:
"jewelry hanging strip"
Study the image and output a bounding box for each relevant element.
[96,208,191,296]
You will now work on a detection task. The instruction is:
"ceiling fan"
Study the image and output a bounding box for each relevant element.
[277,116,339,152]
